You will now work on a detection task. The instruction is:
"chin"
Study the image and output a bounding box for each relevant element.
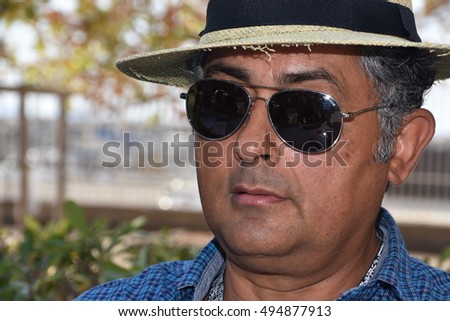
[218,229,295,257]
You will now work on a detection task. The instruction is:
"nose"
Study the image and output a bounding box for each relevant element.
[233,95,280,166]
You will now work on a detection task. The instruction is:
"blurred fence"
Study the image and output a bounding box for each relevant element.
[388,140,450,199]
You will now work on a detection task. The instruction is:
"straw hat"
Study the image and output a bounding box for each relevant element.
[116,0,450,87]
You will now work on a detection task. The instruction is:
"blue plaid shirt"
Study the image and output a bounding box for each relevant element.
[75,208,450,300]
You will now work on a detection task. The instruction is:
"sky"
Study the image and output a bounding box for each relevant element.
[0,0,449,137]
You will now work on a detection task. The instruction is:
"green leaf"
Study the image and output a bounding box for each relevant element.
[130,216,147,230]
[24,215,42,236]
[63,200,88,235]
[438,245,450,267]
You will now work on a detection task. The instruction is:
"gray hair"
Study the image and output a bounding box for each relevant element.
[359,47,436,163]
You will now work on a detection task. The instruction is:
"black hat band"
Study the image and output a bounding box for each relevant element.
[200,0,421,43]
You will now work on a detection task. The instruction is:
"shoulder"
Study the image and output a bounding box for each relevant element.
[352,208,450,300]
[75,239,223,301]
[75,260,192,301]
[405,256,450,300]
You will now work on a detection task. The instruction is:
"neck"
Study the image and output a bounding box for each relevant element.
[223,232,381,301]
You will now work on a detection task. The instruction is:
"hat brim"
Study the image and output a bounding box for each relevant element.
[116,26,450,87]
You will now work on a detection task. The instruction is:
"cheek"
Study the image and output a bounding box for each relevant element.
[194,136,239,169]
[281,134,384,213]
[195,158,224,230]
[341,114,381,162]
[194,138,233,210]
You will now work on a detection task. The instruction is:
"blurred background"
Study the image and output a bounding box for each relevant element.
[0,0,449,299]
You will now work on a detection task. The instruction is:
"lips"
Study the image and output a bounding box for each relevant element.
[231,185,287,206]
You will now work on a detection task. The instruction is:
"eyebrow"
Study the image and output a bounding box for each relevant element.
[203,63,342,91]
[278,69,342,92]
[204,63,252,83]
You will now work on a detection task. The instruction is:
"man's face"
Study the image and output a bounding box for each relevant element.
[194,46,389,273]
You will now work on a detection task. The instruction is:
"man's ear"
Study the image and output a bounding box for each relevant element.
[387,108,435,185]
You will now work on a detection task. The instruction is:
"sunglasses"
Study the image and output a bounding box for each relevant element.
[181,79,385,153]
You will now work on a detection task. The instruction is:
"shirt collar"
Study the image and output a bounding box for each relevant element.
[176,238,225,300]
[373,207,421,300]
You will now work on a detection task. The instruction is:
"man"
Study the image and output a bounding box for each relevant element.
[77,0,450,300]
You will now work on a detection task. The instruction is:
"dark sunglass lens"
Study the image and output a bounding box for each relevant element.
[268,91,342,153]
[186,80,249,139]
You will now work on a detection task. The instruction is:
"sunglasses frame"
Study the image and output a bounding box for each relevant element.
[181,78,387,154]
